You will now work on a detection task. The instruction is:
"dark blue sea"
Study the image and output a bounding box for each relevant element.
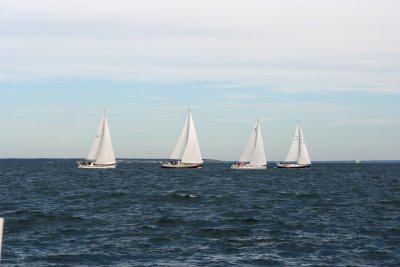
[0,159,399,266]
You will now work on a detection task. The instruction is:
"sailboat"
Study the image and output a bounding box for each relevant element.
[277,122,311,168]
[160,110,203,168]
[78,110,116,169]
[231,119,267,169]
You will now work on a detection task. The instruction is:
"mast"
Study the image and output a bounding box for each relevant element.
[254,119,259,150]
[186,109,191,144]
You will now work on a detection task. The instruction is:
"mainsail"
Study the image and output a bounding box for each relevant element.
[170,111,203,164]
[284,124,300,162]
[297,125,311,165]
[87,111,116,165]
[238,120,267,166]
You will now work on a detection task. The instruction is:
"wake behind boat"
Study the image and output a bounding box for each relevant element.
[160,110,203,169]
[231,119,267,170]
[78,110,116,169]
[277,122,311,168]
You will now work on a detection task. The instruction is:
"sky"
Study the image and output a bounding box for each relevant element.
[0,0,399,161]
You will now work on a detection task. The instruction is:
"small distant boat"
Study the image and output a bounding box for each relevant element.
[78,110,116,169]
[231,119,267,169]
[160,110,203,168]
[277,122,311,168]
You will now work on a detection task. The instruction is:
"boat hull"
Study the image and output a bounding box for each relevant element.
[160,161,203,169]
[276,162,311,169]
[77,161,116,169]
[231,163,267,170]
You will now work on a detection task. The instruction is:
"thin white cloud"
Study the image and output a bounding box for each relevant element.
[334,119,400,126]
[223,93,265,100]
[272,86,400,95]
[208,82,270,89]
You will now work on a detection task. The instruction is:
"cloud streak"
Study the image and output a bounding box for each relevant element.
[334,119,400,126]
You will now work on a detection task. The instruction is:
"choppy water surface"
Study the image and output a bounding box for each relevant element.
[0,159,399,266]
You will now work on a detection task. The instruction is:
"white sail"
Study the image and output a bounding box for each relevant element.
[238,122,257,162]
[181,112,203,163]
[238,120,267,166]
[87,111,116,165]
[284,124,300,162]
[87,113,104,161]
[249,120,267,166]
[297,126,311,165]
[95,114,116,165]
[170,111,203,164]
[170,115,189,160]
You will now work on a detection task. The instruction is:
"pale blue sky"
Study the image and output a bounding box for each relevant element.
[1,0,399,160]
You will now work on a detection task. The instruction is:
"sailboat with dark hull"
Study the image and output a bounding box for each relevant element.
[78,110,116,169]
[160,110,203,169]
[231,119,267,169]
[277,122,311,168]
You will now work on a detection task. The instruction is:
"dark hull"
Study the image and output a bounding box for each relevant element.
[160,162,203,169]
[276,163,311,169]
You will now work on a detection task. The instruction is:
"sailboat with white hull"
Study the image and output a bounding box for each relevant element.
[78,110,116,169]
[277,122,311,168]
[160,110,203,168]
[231,119,267,169]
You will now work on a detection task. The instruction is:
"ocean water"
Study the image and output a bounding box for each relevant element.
[0,159,399,266]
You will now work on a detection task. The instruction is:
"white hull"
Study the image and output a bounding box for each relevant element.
[276,162,311,168]
[160,161,203,169]
[77,162,116,169]
[231,163,267,169]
